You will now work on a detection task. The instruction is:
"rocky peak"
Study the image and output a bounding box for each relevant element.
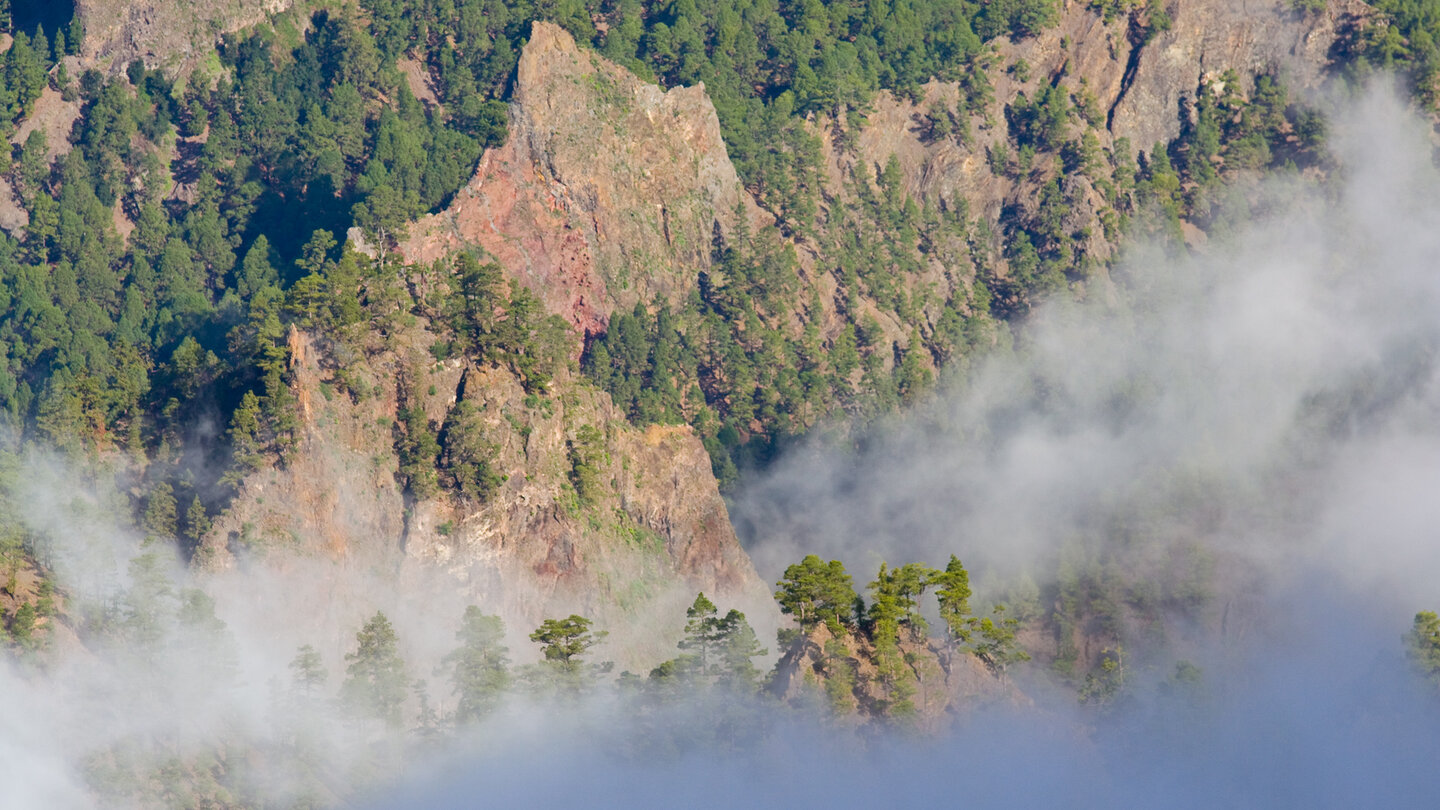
[400,21,749,337]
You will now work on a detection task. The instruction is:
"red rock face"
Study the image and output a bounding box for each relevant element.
[401,144,612,337]
[400,21,747,338]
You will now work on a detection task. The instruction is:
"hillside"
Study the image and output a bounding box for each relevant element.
[0,0,1370,687]
[3,0,1440,804]
[205,320,770,663]
[0,0,1365,691]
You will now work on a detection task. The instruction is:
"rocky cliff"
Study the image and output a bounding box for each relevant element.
[75,0,294,73]
[830,0,1367,272]
[1106,0,1369,150]
[397,3,1361,400]
[203,321,770,663]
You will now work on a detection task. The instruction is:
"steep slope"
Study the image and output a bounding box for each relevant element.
[12,0,1372,688]
[384,1,1358,525]
[1106,0,1369,150]
[832,0,1366,270]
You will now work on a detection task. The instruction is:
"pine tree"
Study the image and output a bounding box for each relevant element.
[653,596,767,691]
[396,380,441,500]
[445,253,504,358]
[441,407,499,498]
[9,601,36,650]
[184,495,210,544]
[289,644,328,696]
[124,551,175,653]
[971,604,1029,680]
[866,562,929,717]
[237,236,279,302]
[225,391,266,480]
[867,563,906,645]
[931,555,974,646]
[714,609,767,688]
[1078,646,1126,707]
[775,555,857,634]
[15,129,47,202]
[530,615,606,672]
[528,615,608,695]
[677,592,724,675]
[896,329,932,404]
[342,611,409,726]
[441,607,510,724]
[5,31,46,121]
[142,482,178,538]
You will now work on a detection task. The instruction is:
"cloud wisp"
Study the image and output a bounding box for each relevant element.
[734,87,1440,617]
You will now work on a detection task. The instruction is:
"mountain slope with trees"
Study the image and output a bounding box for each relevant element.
[0,0,1369,686]
[3,2,1438,793]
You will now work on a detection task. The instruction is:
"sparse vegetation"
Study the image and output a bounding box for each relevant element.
[1406,611,1440,686]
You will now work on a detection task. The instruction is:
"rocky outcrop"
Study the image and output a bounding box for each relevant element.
[157,17,775,667]
[204,325,771,665]
[75,0,294,74]
[769,623,1026,730]
[397,363,762,606]
[1106,0,1370,150]
[399,21,749,337]
[841,0,1363,205]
